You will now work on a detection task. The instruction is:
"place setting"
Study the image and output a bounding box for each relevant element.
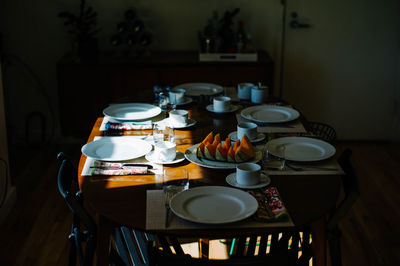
[80,136,163,181]
[237,104,306,133]
[100,102,166,132]
[262,136,344,175]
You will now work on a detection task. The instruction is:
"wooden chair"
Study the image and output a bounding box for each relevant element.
[57,152,97,266]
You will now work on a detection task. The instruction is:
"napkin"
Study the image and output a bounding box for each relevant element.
[90,161,148,175]
[105,121,153,131]
[248,187,288,222]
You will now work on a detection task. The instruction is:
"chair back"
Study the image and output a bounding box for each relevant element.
[327,148,360,230]
[57,152,97,266]
[308,121,337,144]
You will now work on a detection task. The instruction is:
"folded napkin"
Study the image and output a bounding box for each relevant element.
[91,161,148,175]
[100,114,166,131]
[248,187,288,222]
[105,121,153,131]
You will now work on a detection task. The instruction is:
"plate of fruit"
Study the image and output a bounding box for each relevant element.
[184,132,262,169]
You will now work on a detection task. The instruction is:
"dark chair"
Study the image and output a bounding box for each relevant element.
[57,152,97,266]
[58,152,127,266]
[326,148,359,266]
[308,121,337,143]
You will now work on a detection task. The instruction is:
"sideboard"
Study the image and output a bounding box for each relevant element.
[57,50,274,136]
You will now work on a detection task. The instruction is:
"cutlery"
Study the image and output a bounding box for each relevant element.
[164,189,173,228]
[285,164,338,172]
[90,164,153,169]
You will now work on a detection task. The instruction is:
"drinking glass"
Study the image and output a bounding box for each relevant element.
[153,124,164,144]
[278,145,286,170]
[163,168,189,193]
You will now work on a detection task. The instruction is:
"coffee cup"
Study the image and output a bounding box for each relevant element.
[251,86,268,103]
[237,83,255,100]
[237,122,258,140]
[169,88,185,105]
[236,163,261,186]
[213,96,231,112]
[154,141,176,161]
[169,109,188,126]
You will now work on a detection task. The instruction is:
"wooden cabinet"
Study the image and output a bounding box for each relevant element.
[57,51,274,136]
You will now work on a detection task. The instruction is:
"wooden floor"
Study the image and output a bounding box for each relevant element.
[0,141,399,266]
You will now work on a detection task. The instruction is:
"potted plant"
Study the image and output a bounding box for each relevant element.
[58,0,101,59]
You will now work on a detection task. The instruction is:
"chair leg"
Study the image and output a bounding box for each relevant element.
[68,234,77,266]
[328,227,342,266]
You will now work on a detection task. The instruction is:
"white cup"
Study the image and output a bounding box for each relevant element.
[251,86,268,103]
[169,88,185,105]
[237,83,255,100]
[213,96,231,112]
[236,163,261,186]
[237,122,258,140]
[154,141,176,161]
[169,109,189,126]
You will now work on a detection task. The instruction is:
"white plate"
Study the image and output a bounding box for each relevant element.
[103,103,162,121]
[184,143,262,169]
[174,83,224,96]
[228,131,266,143]
[82,137,152,161]
[241,105,300,123]
[226,173,271,189]
[175,97,193,106]
[170,186,258,224]
[206,104,239,114]
[145,150,185,165]
[168,118,197,129]
[266,137,336,162]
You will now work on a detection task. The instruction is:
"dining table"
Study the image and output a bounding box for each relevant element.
[77,96,342,266]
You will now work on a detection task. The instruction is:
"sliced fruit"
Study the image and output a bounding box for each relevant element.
[204,142,218,160]
[222,137,231,150]
[202,132,214,145]
[235,135,255,161]
[196,142,205,158]
[227,146,235,162]
[232,140,240,153]
[212,133,221,145]
[215,143,228,161]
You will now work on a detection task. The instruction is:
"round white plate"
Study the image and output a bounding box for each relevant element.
[206,104,239,114]
[170,186,258,224]
[226,173,271,189]
[184,143,262,169]
[175,97,193,106]
[145,150,185,165]
[241,105,299,124]
[266,137,336,162]
[173,83,224,96]
[103,103,162,121]
[228,131,266,143]
[82,138,152,161]
[168,118,197,129]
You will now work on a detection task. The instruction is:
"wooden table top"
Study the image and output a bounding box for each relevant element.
[78,104,341,237]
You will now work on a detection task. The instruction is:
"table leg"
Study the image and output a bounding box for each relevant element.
[311,217,326,266]
[95,215,113,266]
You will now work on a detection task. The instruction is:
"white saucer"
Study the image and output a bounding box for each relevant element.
[206,104,239,114]
[228,131,266,143]
[175,97,193,106]
[145,150,186,165]
[168,118,197,129]
[226,172,271,189]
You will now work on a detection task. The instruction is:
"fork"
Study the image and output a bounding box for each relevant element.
[164,189,172,228]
